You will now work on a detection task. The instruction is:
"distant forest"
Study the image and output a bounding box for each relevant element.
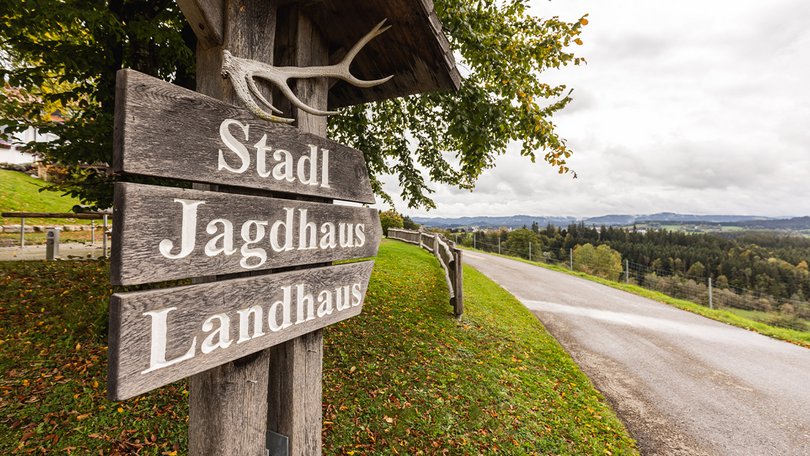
[452,223,810,321]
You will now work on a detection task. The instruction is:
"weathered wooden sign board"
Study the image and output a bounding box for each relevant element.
[113,70,375,204]
[108,261,373,400]
[110,182,380,285]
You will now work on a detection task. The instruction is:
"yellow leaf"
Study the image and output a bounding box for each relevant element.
[580,18,589,26]
[574,38,584,46]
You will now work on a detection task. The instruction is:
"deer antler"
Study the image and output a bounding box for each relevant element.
[222,19,394,123]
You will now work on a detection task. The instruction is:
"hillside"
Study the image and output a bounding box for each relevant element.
[0,240,636,454]
[0,169,87,225]
[413,213,778,229]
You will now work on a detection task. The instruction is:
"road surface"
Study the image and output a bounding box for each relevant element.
[464,250,810,456]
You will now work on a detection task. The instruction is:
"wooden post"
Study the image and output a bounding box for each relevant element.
[20,216,24,247]
[266,7,327,456]
[453,248,464,317]
[188,1,275,455]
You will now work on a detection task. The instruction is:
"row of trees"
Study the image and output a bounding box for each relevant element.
[449,224,810,314]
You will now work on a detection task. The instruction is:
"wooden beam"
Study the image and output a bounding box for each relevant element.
[176,0,224,49]
[267,7,329,456]
[188,1,275,455]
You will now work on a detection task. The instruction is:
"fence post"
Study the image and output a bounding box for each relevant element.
[625,259,630,284]
[103,214,108,258]
[569,248,573,270]
[473,232,476,249]
[91,219,95,245]
[20,216,25,247]
[498,237,501,255]
[708,277,713,309]
[529,242,532,261]
[453,248,464,317]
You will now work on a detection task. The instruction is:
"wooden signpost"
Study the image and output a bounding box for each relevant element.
[108,1,459,455]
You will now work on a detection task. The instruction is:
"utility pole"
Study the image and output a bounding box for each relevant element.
[708,277,713,309]
[625,259,630,284]
[570,248,573,270]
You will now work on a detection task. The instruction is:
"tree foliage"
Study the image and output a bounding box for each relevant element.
[0,0,585,209]
[379,209,404,237]
[573,243,623,281]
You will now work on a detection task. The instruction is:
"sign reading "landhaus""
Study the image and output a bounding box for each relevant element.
[108,261,373,400]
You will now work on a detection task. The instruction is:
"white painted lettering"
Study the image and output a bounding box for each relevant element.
[254,135,273,178]
[295,284,316,324]
[201,313,232,354]
[204,218,236,256]
[240,220,268,268]
[298,209,317,250]
[354,224,366,247]
[351,282,362,307]
[270,208,295,252]
[316,289,333,317]
[320,222,337,249]
[236,305,265,344]
[218,119,250,174]
[339,223,355,248]
[159,199,204,259]
[268,286,293,331]
[320,148,330,188]
[273,149,295,182]
[141,307,197,374]
[297,144,318,186]
[335,285,351,311]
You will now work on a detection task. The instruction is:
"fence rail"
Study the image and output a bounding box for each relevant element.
[389,228,463,317]
[1,211,111,256]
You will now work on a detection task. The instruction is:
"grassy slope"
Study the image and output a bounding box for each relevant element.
[0,169,88,225]
[464,248,810,349]
[0,240,636,454]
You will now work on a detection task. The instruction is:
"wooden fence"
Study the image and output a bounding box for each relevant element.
[388,228,463,317]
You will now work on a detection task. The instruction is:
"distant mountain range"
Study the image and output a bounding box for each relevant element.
[411,213,807,229]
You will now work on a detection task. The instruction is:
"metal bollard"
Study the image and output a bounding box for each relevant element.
[46,228,60,260]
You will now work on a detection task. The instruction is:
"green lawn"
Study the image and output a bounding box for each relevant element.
[0,169,90,226]
[1,240,637,454]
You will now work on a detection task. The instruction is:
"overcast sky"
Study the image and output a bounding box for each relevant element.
[375,0,810,219]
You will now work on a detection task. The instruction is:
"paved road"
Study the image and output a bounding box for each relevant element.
[464,250,810,456]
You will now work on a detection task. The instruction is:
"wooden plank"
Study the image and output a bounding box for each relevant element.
[176,0,224,49]
[1,212,111,220]
[108,260,374,400]
[110,182,381,285]
[113,69,375,204]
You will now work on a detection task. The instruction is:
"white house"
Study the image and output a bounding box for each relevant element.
[0,126,59,165]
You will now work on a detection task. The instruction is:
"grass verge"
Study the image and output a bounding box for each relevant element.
[462,247,810,349]
[1,240,637,454]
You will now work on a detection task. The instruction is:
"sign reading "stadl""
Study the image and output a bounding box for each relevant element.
[113,70,375,204]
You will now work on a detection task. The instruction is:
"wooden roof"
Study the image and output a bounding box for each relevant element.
[178,0,461,109]
[300,0,461,108]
